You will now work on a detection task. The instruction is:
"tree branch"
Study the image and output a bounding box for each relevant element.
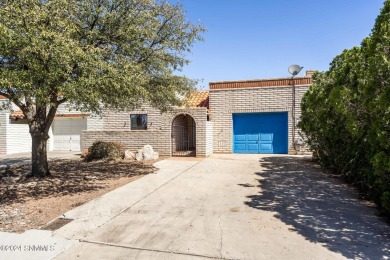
[2,88,27,114]
[44,104,57,134]
[58,97,67,105]
[137,14,175,64]
[89,1,103,31]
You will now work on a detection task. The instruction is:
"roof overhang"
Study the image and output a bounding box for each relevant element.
[9,111,90,120]
[209,77,312,90]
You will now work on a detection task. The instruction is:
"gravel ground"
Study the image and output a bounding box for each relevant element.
[0,158,157,233]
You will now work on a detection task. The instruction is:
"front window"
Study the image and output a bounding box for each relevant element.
[130,114,147,130]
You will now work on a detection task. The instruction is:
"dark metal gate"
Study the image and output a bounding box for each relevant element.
[171,115,196,157]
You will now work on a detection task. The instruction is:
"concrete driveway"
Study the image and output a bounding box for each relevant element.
[52,154,390,260]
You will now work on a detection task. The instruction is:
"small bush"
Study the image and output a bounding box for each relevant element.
[85,141,124,161]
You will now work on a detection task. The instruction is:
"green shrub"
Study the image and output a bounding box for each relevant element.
[85,141,124,161]
[299,1,390,217]
[381,192,390,215]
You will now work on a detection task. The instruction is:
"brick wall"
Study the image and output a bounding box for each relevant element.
[103,105,162,131]
[82,107,209,157]
[87,114,104,131]
[82,130,171,156]
[209,85,310,153]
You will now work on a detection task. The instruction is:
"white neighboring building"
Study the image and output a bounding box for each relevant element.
[0,95,103,155]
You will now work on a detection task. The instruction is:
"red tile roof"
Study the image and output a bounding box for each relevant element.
[182,90,209,109]
[209,77,312,90]
[9,110,25,120]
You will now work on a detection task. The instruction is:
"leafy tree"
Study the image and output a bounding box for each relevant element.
[0,0,205,177]
[299,0,390,215]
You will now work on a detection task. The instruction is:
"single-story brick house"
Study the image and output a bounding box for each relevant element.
[0,71,313,156]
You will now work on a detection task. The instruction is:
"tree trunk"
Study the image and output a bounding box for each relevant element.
[31,132,50,178]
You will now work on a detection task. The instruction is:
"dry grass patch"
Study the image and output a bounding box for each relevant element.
[0,159,157,233]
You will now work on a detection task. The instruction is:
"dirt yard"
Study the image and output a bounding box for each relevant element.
[0,159,157,233]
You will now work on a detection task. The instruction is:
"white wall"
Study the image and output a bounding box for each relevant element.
[2,102,31,154]
[0,105,7,155]
[6,118,31,154]
[48,126,54,151]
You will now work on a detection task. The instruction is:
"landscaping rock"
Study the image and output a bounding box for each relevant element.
[136,145,159,161]
[80,149,89,158]
[124,150,136,160]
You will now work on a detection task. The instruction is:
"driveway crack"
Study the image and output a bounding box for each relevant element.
[80,239,235,260]
[218,215,223,258]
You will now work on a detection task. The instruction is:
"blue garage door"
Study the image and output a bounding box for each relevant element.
[233,112,288,154]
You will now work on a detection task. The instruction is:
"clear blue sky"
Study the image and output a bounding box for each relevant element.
[173,0,384,89]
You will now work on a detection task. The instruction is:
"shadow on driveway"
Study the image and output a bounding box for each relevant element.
[245,156,390,259]
[0,156,31,167]
[0,152,80,167]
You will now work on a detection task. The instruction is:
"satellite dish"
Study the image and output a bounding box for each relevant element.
[288,65,303,76]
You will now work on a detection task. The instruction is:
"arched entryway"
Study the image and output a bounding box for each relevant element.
[171,114,196,157]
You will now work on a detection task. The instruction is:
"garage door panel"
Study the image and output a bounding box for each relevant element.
[233,113,288,154]
[235,135,247,141]
[247,143,259,151]
[247,135,259,141]
[53,118,87,151]
[70,135,81,151]
[234,143,247,151]
[260,133,273,142]
[260,143,273,153]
